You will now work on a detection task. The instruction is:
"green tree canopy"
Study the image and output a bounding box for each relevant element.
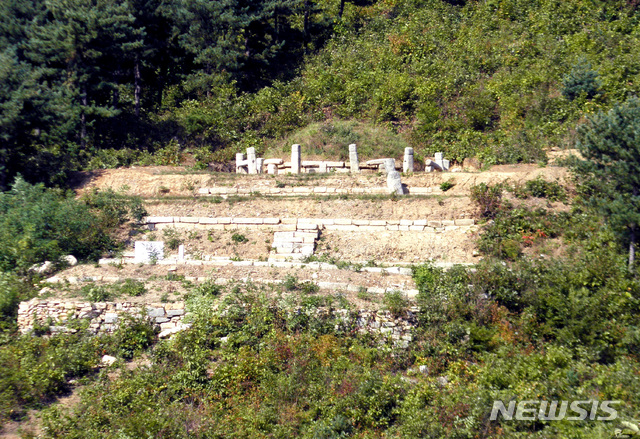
[575,97,640,270]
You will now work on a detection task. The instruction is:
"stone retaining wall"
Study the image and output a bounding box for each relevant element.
[18,299,188,338]
[17,300,418,348]
[198,186,441,196]
[146,216,475,232]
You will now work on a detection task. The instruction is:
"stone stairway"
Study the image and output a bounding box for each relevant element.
[269,228,319,261]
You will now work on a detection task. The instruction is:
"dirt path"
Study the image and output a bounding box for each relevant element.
[73,164,570,198]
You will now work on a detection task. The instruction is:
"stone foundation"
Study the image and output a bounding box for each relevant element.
[17,299,188,338]
[17,300,419,347]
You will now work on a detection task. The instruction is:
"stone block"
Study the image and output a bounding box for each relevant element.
[455,219,475,226]
[327,225,358,231]
[146,216,173,223]
[297,223,318,230]
[104,313,118,324]
[146,307,165,318]
[232,218,264,224]
[360,225,386,232]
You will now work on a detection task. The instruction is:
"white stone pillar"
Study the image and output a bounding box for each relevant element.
[256,158,264,174]
[349,144,359,173]
[236,153,246,174]
[247,147,257,174]
[384,158,396,174]
[267,163,276,174]
[387,170,404,195]
[291,144,301,174]
[403,147,414,173]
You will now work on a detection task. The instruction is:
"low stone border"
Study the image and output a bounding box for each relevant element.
[42,275,420,298]
[96,256,419,274]
[198,186,440,196]
[145,216,475,232]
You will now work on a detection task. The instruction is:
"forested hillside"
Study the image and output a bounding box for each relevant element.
[3,0,640,187]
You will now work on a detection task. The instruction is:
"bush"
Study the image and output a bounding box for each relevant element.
[163,227,183,250]
[470,183,503,218]
[562,59,601,101]
[82,188,147,226]
[114,315,157,360]
[477,207,568,259]
[79,284,112,302]
[117,279,147,297]
[439,180,455,192]
[0,333,103,426]
[231,233,249,244]
[0,273,29,324]
[0,178,120,272]
[524,177,566,201]
[383,291,409,317]
[192,279,222,297]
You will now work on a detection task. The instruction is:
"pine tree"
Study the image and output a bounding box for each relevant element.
[28,0,140,146]
[575,97,640,271]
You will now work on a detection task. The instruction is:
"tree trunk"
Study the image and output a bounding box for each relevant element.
[304,0,311,50]
[134,59,141,117]
[80,85,87,147]
[630,227,636,272]
[112,87,119,109]
[339,0,345,19]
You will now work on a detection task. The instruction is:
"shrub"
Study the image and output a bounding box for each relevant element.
[231,233,249,244]
[117,279,147,297]
[163,227,183,250]
[439,180,455,192]
[193,279,222,297]
[470,183,503,218]
[82,187,147,226]
[477,207,568,259]
[114,315,157,360]
[79,284,112,302]
[383,291,409,317]
[0,273,29,323]
[0,178,119,272]
[562,59,601,101]
[524,177,566,201]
